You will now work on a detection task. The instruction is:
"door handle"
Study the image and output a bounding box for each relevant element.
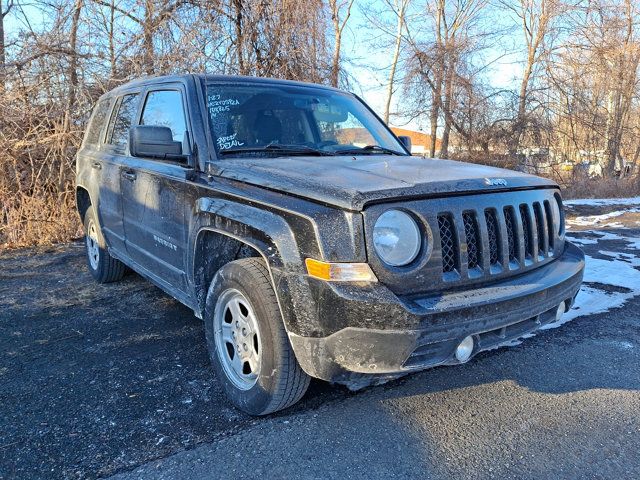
[91,161,102,170]
[121,171,137,181]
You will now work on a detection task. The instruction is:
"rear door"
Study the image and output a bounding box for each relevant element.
[97,92,141,253]
[120,85,191,291]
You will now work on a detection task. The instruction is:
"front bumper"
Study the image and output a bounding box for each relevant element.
[288,242,585,388]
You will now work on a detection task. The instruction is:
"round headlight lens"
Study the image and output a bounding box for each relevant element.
[373,210,421,266]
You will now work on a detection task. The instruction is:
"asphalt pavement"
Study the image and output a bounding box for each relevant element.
[1,201,639,479]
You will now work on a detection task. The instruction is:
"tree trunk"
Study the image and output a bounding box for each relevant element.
[330,2,341,88]
[510,53,534,156]
[439,57,455,158]
[0,1,7,90]
[60,0,83,191]
[429,0,444,157]
[143,0,155,75]
[109,0,116,78]
[329,0,353,88]
[233,0,245,75]
[383,0,407,124]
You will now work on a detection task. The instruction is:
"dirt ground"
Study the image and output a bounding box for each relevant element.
[1,201,639,479]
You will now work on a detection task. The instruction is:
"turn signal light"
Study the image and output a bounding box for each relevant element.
[305,258,378,282]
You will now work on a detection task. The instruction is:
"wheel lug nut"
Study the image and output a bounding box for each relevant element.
[242,328,247,336]
[243,343,248,351]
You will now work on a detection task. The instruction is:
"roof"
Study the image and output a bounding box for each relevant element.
[104,73,343,97]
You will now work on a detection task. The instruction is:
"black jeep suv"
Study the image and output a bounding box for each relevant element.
[76,74,584,415]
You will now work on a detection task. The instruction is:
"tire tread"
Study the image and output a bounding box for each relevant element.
[232,258,310,415]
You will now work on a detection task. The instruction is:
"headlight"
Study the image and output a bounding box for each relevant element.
[373,210,421,266]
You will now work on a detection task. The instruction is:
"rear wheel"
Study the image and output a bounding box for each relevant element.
[205,258,310,415]
[83,207,126,283]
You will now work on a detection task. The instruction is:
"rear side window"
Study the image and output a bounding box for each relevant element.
[84,99,111,146]
[141,90,187,142]
[107,93,139,150]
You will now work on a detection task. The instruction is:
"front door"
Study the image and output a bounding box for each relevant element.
[120,87,190,292]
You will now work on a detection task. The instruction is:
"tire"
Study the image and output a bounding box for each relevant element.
[83,207,126,283]
[204,258,310,415]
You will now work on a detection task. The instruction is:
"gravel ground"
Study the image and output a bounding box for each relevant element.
[1,202,639,479]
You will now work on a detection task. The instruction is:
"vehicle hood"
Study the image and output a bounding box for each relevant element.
[211,155,556,211]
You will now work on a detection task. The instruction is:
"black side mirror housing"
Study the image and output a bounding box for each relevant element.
[398,135,412,153]
[129,125,185,160]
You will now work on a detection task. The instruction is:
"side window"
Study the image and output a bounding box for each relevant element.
[141,90,187,142]
[84,99,111,146]
[107,93,139,150]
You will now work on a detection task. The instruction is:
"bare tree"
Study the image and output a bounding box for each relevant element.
[499,0,559,156]
[383,0,411,124]
[405,0,488,157]
[329,0,354,87]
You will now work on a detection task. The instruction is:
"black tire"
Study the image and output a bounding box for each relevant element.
[83,207,126,283]
[204,258,310,415]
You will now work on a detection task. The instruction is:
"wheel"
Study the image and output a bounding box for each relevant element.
[204,258,310,415]
[83,207,126,283]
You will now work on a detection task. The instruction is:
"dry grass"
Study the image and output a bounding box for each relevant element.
[560,175,640,200]
[0,188,82,250]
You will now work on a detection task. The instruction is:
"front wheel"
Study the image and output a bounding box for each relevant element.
[204,258,310,415]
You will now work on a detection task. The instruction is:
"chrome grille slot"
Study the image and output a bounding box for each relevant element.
[533,202,546,256]
[544,199,555,251]
[485,209,500,267]
[463,211,481,270]
[504,206,518,264]
[519,203,533,261]
[438,214,458,273]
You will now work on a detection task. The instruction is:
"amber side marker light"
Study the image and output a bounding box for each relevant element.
[305,258,378,282]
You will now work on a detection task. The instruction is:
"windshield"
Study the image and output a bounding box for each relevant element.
[205,83,406,157]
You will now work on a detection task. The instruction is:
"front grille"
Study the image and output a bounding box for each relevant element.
[437,196,557,281]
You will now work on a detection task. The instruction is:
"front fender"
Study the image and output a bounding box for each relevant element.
[188,197,319,336]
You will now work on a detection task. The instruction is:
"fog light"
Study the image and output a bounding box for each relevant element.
[455,336,474,363]
[555,301,566,322]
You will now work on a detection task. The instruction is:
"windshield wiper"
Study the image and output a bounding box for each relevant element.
[334,145,405,156]
[220,144,335,157]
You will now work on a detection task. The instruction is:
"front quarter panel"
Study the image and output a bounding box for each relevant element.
[186,178,368,336]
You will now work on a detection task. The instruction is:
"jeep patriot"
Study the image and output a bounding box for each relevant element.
[76,74,585,415]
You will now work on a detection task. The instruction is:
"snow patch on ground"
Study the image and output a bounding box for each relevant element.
[566,208,640,228]
[565,197,640,207]
[565,231,625,246]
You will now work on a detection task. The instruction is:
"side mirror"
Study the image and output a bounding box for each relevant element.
[398,135,412,153]
[129,125,184,160]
